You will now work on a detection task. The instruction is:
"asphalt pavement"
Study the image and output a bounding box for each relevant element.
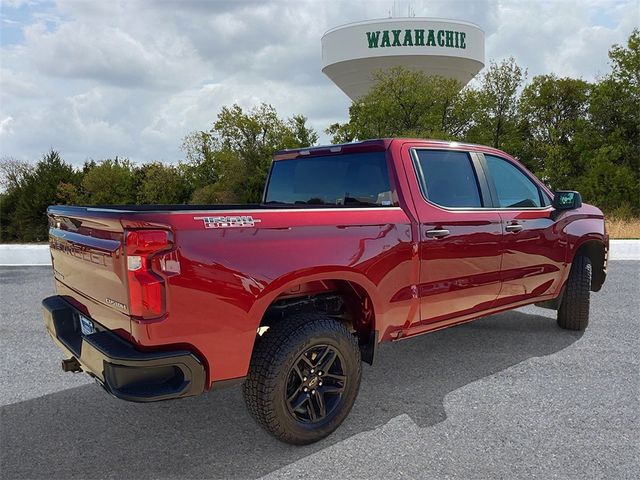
[1,263,638,479]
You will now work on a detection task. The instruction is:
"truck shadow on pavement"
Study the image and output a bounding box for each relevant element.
[1,310,582,479]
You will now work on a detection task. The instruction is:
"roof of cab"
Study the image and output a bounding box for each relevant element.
[273,138,512,161]
[273,139,389,160]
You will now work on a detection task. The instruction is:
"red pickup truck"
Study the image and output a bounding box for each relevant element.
[43,138,608,444]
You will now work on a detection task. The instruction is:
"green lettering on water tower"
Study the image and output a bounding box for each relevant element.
[366,31,381,48]
[366,28,468,50]
[380,30,391,47]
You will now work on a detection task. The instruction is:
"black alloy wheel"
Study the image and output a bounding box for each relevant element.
[285,344,346,423]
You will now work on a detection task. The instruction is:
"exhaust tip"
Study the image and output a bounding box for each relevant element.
[61,357,82,373]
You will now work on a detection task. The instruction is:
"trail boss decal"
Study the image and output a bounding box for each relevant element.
[195,215,262,229]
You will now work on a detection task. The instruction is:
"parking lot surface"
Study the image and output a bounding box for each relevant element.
[1,262,638,479]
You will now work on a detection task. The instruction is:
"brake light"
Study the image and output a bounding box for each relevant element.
[125,230,171,319]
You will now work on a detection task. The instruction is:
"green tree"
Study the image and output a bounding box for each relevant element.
[0,157,33,191]
[327,67,479,142]
[466,57,526,150]
[575,146,639,216]
[517,75,590,188]
[0,158,34,241]
[5,150,80,242]
[609,28,640,90]
[180,131,218,191]
[189,183,232,204]
[182,103,318,203]
[0,193,17,241]
[287,114,319,148]
[577,28,640,214]
[136,162,190,204]
[55,182,80,204]
[81,158,137,205]
[325,122,356,144]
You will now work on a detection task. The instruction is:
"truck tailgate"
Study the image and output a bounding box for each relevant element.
[48,210,131,335]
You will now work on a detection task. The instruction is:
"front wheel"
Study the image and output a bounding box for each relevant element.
[243,313,362,445]
[557,255,592,331]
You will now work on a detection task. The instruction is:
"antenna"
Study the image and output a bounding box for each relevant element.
[388,0,416,18]
[408,1,415,17]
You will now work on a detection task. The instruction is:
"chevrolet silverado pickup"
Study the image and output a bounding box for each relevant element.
[43,138,608,444]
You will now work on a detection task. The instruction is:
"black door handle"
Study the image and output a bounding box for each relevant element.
[425,229,450,238]
[505,224,523,233]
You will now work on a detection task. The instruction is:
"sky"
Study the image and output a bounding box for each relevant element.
[0,0,638,167]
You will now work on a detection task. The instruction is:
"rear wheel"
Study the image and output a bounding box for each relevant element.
[557,255,592,331]
[243,313,362,445]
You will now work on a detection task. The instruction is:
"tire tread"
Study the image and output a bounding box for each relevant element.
[242,313,361,444]
[557,255,592,330]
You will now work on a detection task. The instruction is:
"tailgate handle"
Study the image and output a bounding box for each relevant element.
[425,229,450,239]
[49,228,121,252]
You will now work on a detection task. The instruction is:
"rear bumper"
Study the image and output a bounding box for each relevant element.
[42,295,206,402]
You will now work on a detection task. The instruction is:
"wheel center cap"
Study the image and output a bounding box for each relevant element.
[308,376,319,388]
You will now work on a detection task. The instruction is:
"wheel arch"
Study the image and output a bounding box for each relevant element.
[571,238,607,292]
[249,269,381,365]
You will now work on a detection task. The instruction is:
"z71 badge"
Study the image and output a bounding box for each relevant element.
[194,215,262,229]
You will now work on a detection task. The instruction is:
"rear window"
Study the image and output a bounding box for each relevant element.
[265,152,393,206]
[413,150,482,208]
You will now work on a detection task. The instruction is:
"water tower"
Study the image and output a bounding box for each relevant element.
[321,17,485,100]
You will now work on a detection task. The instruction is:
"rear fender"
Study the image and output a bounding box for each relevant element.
[248,269,382,361]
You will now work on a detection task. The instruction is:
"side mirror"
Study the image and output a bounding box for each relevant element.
[552,190,582,210]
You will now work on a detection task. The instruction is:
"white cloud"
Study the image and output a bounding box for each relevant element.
[0,116,15,136]
[0,67,43,98]
[22,17,207,89]
[0,0,636,165]
[485,0,637,79]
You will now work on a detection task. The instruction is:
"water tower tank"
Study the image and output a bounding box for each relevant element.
[322,18,485,100]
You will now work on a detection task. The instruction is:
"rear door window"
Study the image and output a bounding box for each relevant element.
[413,150,482,208]
[265,152,393,206]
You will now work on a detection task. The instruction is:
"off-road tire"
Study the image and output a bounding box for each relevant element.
[557,255,592,331]
[242,313,362,445]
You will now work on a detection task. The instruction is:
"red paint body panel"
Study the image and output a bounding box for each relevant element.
[46,138,608,390]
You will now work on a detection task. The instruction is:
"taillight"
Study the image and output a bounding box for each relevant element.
[125,229,171,319]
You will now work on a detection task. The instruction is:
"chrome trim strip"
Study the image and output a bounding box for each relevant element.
[86,207,404,214]
[409,147,554,213]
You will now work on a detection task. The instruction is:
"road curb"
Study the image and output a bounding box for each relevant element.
[1,240,639,266]
[0,244,52,266]
[608,239,640,260]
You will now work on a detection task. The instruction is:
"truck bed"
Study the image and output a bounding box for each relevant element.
[47,202,412,383]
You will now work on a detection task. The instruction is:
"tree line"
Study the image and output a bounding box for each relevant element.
[328,29,639,218]
[0,104,318,242]
[1,30,638,242]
